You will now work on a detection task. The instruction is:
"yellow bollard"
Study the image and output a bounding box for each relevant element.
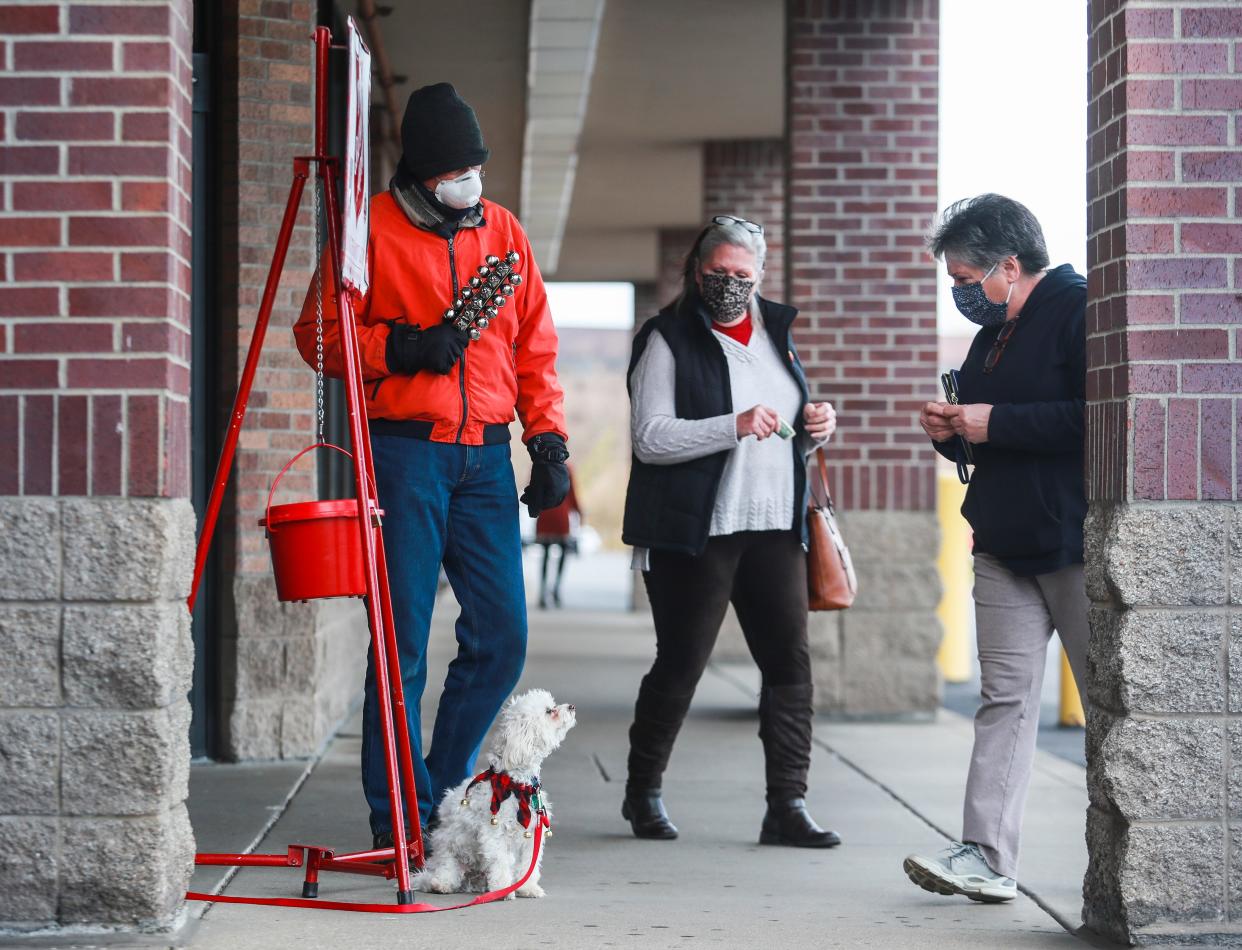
[1059,647,1085,727]
[935,471,972,683]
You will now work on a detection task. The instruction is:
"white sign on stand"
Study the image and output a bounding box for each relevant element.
[342,17,371,297]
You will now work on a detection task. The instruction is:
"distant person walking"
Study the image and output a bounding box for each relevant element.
[904,194,1089,904]
[620,216,840,848]
[535,465,582,609]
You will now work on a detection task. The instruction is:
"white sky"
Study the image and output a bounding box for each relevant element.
[549,0,1088,336]
[937,0,1088,335]
[547,281,634,330]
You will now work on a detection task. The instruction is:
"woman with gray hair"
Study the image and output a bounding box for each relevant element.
[904,194,1088,903]
[619,215,840,848]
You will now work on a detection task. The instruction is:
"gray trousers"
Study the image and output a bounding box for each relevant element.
[961,553,1090,880]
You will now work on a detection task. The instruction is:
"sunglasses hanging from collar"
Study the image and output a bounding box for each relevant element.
[443,250,522,340]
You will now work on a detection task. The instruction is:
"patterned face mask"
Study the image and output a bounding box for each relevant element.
[951,263,1012,327]
[700,272,755,322]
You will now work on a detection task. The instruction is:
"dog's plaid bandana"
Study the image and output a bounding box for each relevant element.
[466,767,545,829]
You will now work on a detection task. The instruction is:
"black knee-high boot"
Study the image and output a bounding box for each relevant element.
[623,679,695,840]
[757,683,841,848]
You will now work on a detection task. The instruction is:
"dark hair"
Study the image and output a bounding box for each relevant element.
[927,193,1050,275]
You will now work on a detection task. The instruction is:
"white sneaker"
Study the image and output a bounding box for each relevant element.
[903,842,1017,903]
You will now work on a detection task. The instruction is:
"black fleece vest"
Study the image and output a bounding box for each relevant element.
[622,295,810,556]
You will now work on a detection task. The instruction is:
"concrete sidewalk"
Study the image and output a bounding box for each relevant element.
[179,584,1105,950]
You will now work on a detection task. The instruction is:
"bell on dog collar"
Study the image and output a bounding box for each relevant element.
[490,817,499,825]
[546,830,553,837]
[523,831,532,839]
[460,798,469,806]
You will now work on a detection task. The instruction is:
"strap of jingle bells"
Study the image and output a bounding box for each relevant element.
[443,251,522,340]
[461,766,552,840]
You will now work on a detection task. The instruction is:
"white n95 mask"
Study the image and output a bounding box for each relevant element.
[434,169,483,210]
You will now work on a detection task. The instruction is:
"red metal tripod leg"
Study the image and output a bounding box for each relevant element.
[301,848,326,899]
[326,257,416,902]
[340,295,422,866]
[337,261,422,836]
[370,528,424,867]
[315,31,420,891]
[186,168,310,613]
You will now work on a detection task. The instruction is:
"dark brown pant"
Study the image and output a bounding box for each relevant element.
[627,530,813,800]
[644,529,811,692]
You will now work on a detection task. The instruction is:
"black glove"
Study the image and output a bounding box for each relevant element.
[385,321,469,375]
[520,433,570,517]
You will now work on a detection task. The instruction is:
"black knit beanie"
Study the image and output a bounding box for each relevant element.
[399,82,490,182]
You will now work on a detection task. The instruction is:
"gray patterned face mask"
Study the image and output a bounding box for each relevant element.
[700,273,755,322]
[951,263,1012,326]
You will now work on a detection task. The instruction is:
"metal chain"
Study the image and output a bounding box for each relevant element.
[313,172,325,443]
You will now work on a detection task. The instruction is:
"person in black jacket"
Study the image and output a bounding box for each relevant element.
[902,194,1088,904]
[620,216,841,848]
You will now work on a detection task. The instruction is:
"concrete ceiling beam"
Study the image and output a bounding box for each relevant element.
[520,0,607,276]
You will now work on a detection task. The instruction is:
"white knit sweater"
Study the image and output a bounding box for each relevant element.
[629,308,819,568]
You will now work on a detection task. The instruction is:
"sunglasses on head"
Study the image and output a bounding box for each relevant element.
[711,214,764,234]
[686,215,766,268]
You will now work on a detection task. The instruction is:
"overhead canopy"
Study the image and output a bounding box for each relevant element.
[374,0,783,283]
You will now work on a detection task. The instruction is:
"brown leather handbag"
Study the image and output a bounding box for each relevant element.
[806,448,857,611]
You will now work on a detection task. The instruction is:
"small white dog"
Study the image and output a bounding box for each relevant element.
[414,689,576,899]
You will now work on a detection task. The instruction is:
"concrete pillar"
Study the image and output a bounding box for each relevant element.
[1083,2,1242,943]
[787,0,942,716]
[214,0,367,759]
[0,0,195,930]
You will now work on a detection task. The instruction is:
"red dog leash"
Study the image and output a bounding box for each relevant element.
[185,814,550,914]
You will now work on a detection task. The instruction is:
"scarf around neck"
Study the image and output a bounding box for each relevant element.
[389,169,485,236]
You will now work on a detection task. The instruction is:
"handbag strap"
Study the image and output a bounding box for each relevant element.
[810,447,836,514]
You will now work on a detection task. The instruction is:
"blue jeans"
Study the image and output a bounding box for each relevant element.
[362,436,527,836]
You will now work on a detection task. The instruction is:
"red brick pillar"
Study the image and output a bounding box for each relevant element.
[654,227,698,311]
[787,0,941,715]
[704,140,785,298]
[0,0,195,930]
[652,140,786,313]
[1083,2,1242,942]
[213,1,366,759]
[689,140,789,661]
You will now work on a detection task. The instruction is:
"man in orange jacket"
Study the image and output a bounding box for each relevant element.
[295,82,568,849]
